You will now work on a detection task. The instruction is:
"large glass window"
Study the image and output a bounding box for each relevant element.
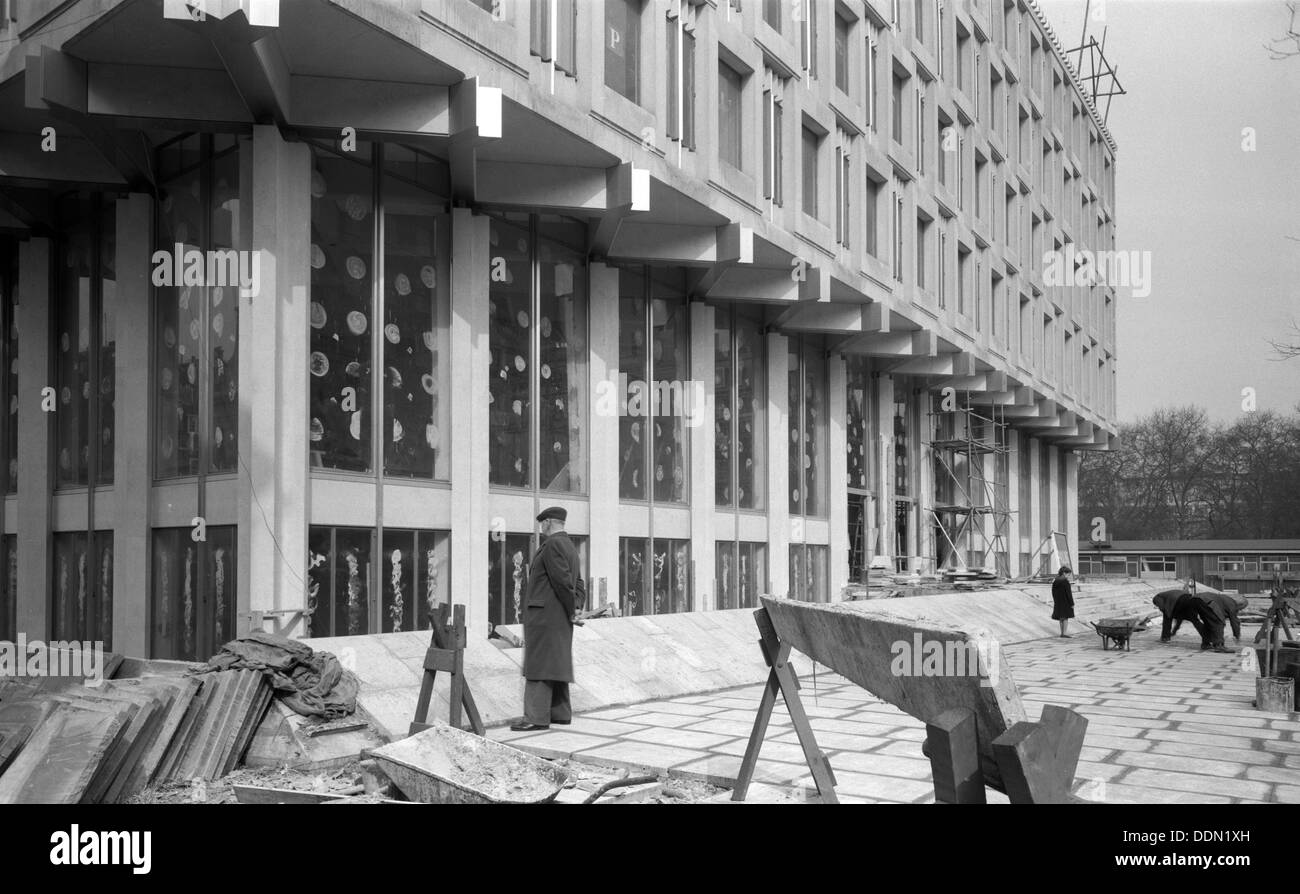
[155,135,240,479]
[308,143,450,479]
[489,214,589,493]
[789,339,828,517]
[716,540,767,610]
[52,531,113,648]
[605,0,642,104]
[309,143,375,474]
[306,525,450,638]
[55,194,115,488]
[894,390,911,497]
[846,355,874,491]
[618,267,688,503]
[789,543,829,602]
[620,536,691,615]
[715,306,766,510]
[150,526,235,660]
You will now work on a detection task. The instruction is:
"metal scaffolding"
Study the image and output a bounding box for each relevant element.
[927,396,1012,578]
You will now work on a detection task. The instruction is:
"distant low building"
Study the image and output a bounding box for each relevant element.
[1078,540,1300,593]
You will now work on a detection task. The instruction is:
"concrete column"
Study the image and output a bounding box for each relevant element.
[1007,429,1021,576]
[912,384,930,573]
[766,331,789,596]
[450,208,491,638]
[242,126,311,631]
[587,263,619,611]
[1027,434,1041,572]
[1047,444,1061,539]
[875,373,893,566]
[16,238,51,638]
[1065,450,1079,570]
[689,301,716,610]
[112,194,153,657]
[827,352,848,600]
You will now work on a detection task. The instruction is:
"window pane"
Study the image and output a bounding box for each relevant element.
[381,168,450,481]
[619,270,648,501]
[0,535,14,642]
[847,355,871,490]
[803,347,827,516]
[52,531,88,640]
[489,216,533,487]
[894,393,911,496]
[788,344,803,513]
[789,543,804,601]
[714,317,733,507]
[56,210,92,487]
[209,147,240,474]
[307,526,332,638]
[334,527,373,636]
[156,148,204,479]
[150,526,232,660]
[719,63,743,169]
[4,250,17,494]
[736,313,765,509]
[416,529,451,629]
[309,145,374,474]
[381,528,416,633]
[802,127,819,218]
[207,526,235,647]
[538,217,588,494]
[650,271,688,503]
[835,15,849,93]
[489,533,532,630]
[98,204,116,485]
[715,541,736,609]
[739,541,766,608]
[605,0,641,104]
[651,538,691,613]
[620,536,649,616]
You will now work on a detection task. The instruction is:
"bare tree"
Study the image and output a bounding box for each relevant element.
[1266,1,1300,58]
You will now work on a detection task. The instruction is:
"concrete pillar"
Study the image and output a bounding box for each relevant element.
[827,352,848,599]
[689,301,716,610]
[16,238,51,638]
[1027,434,1042,572]
[766,331,789,596]
[450,208,491,638]
[875,373,893,567]
[112,195,153,657]
[587,263,619,611]
[1047,444,1061,540]
[1007,429,1021,576]
[1065,450,1079,570]
[242,126,311,630]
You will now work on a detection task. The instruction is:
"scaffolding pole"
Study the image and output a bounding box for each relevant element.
[927,394,1012,579]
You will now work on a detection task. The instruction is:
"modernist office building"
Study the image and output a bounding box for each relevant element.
[0,0,1117,657]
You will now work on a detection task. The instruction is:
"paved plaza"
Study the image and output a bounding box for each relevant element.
[491,630,1299,804]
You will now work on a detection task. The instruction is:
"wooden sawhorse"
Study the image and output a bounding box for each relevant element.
[409,603,485,737]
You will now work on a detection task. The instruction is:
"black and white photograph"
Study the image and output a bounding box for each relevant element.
[0,0,1296,872]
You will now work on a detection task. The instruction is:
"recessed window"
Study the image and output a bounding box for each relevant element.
[605,0,643,105]
[802,126,821,219]
[719,61,744,170]
[667,14,697,149]
[835,11,851,94]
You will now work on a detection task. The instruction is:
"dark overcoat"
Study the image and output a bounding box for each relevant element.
[1051,576,1074,620]
[522,532,583,682]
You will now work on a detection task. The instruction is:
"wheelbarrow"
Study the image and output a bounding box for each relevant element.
[369,721,570,804]
[1090,617,1141,651]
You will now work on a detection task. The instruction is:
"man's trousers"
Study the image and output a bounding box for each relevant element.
[524,679,572,727]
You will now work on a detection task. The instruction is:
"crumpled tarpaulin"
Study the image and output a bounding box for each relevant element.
[199,631,359,719]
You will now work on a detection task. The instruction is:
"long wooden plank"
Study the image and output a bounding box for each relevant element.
[124,678,199,795]
[0,702,128,804]
[759,596,1027,791]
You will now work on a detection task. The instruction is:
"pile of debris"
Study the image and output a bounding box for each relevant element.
[0,632,362,804]
[0,666,272,804]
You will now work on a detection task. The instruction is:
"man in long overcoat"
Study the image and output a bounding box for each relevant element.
[512,506,585,731]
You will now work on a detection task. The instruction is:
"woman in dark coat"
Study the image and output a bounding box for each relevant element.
[1052,566,1074,637]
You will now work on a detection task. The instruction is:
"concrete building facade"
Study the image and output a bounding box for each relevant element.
[0,0,1117,656]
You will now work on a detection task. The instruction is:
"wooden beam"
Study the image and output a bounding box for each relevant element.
[925,708,987,804]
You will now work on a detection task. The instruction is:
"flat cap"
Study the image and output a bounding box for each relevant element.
[536,506,567,523]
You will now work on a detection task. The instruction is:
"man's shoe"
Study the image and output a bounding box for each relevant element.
[552,718,572,725]
[1213,646,1233,653]
[510,721,550,732]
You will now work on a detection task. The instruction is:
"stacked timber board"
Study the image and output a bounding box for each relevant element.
[0,669,272,803]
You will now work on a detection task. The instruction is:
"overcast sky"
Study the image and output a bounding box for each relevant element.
[1039,0,1300,424]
